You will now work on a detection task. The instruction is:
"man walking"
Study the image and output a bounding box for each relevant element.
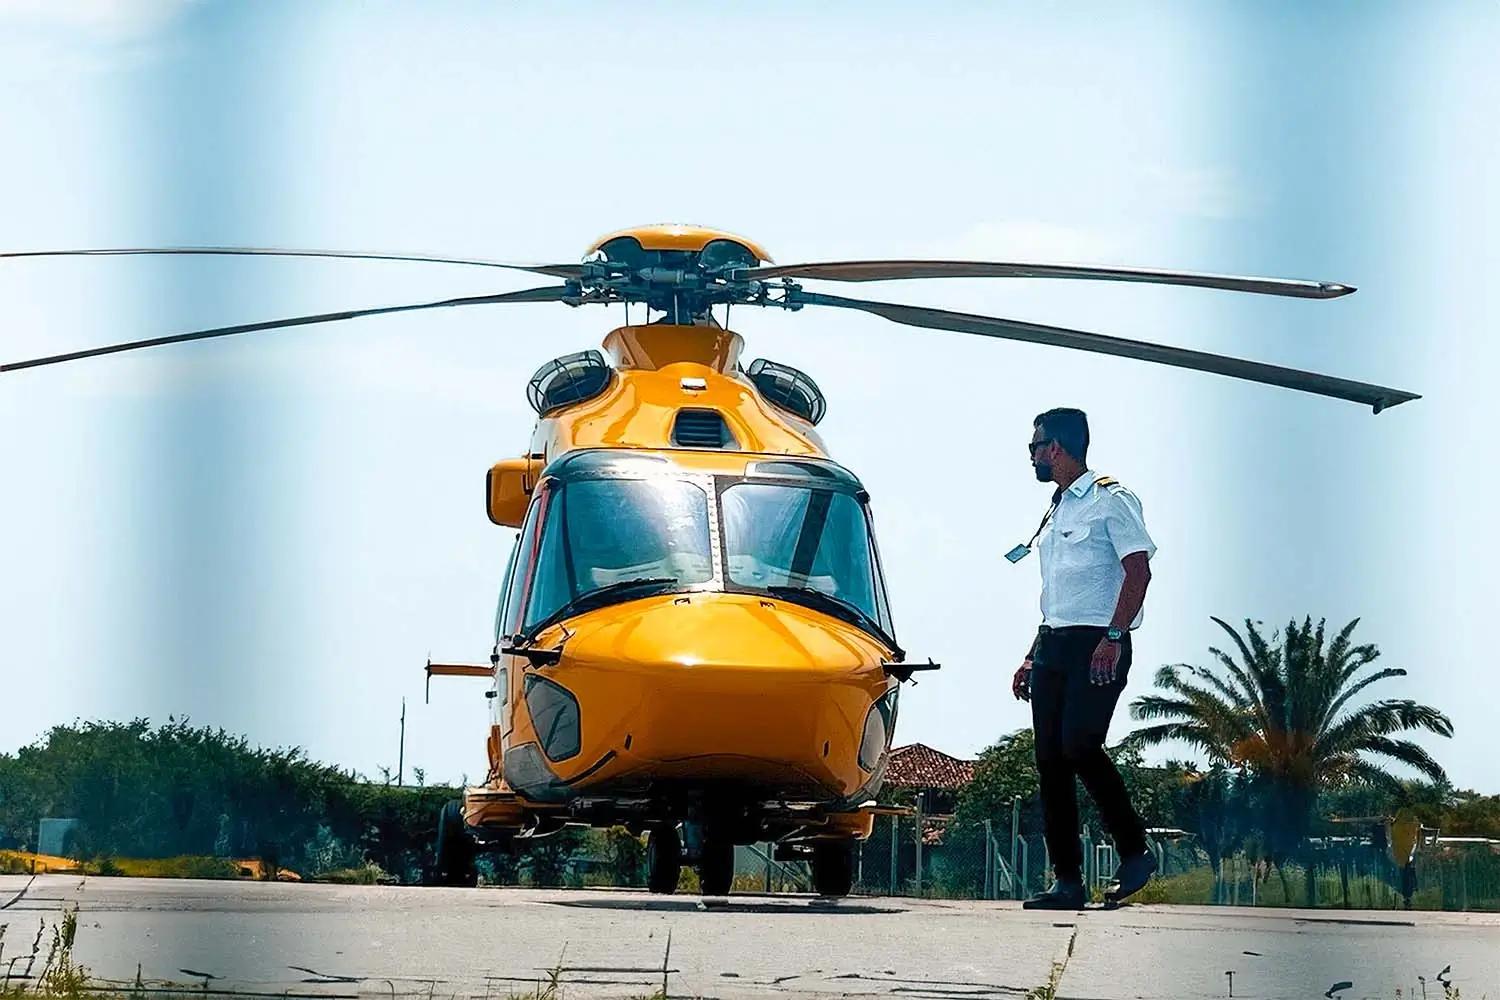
[1011,408,1157,909]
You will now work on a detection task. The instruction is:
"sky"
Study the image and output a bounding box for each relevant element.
[3,1,1498,793]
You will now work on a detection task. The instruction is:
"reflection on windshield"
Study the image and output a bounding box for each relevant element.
[720,483,884,630]
[525,479,712,629]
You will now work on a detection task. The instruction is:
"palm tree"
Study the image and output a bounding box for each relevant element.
[1125,617,1453,900]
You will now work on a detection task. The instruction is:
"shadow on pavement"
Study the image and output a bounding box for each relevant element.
[543,894,903,915]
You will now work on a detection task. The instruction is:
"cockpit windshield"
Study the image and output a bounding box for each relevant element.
[523,478,713,631]
[501,455,897,649]
[720,482,894,641]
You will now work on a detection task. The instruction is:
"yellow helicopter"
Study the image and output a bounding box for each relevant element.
[2,224,1418,896]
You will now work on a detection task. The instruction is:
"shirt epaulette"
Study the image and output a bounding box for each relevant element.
[1093,475,1130,497]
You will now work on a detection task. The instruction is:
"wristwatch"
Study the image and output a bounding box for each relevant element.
[1105,626,1125,643]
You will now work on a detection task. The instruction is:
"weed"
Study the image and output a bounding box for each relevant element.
[1024,927,1077,1000]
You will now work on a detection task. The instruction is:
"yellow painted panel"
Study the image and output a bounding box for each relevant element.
[586,223,772,263]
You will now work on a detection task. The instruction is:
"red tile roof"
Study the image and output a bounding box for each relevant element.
[885,743,976,791]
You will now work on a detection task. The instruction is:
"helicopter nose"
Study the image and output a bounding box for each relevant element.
[537,592,894,797]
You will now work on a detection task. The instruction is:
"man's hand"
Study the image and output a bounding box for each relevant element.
[1012,660,1033,701]
[1089,639,1121,686]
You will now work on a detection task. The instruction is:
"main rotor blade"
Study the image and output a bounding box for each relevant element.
[0,246,585,280]
[795,290,1418,413]
[1,284,570,373]
[739,260,1353,299]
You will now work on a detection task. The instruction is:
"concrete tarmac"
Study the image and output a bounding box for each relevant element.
[2,875,1496,999]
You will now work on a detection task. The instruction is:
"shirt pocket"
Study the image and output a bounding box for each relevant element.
[1056,523,1093,545]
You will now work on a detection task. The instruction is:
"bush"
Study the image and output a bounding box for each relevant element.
[0,719,460,885]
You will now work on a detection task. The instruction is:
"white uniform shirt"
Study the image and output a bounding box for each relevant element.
[1038,469,1156,629]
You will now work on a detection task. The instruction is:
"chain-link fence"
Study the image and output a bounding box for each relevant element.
[480,816,1500,911]
[839,814,1500,910]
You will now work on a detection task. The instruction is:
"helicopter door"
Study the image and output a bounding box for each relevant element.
[494,483,557,757]
[487,537,521,781]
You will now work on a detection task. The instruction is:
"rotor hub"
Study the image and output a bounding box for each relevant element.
[568,224,800,322]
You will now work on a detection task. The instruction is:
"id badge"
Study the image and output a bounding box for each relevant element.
[1004,544,1032,564]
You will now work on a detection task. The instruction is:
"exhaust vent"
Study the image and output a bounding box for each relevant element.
[672,408,735,449]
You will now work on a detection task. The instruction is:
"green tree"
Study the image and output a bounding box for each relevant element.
[1125,617,1453,900]
[952,729,1041,835]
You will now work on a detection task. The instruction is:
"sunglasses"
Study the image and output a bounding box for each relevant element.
[1027,438,1054,456]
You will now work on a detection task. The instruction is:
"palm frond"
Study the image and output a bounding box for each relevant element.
[1132,677,1256,747]
[1118,722,1232,763]
[1285,617,1317,738]
[1322,699,1455,753]
[1316,668,1408,738]
[1129,694,1203,721]
[1353,736,1449,784]
[1207,646,1271,720]
[1212,617,1286,726]
[1244,618,1291,730]
[1338,758,1407,794]
[1181,662,1254,712]
[1327,617,1361,666]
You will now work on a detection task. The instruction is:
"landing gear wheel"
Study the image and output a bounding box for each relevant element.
[698,838,734,896]
[646,825,682,895]
[811,841,855,898]
[434,799,478,887]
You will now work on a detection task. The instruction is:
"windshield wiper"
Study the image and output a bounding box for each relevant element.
[524,577,680,640]
[764,585,894,647]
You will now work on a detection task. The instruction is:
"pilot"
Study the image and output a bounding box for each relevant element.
[1010,407,1158,909]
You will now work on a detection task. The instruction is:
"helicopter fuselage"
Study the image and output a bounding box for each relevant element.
[468,322,902,850]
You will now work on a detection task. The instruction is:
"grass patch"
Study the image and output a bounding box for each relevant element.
[314,863,390,885]
[0,851,252,882]
[0,853,80,876]
[105,857,241,880]
[1113,864,1425,909]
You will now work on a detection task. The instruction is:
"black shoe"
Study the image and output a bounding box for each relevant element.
[1022,880,1086,910]
[1107,851,1158,902]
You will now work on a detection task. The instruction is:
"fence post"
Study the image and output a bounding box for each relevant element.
[1460,855,1469,912]
[889,815,898,892]
[765,841,773,893]
[1010,799,1020,898]
[914,795,924,897]
[1080,828,1093,892]
[1019,837,1030,898]
[983,819,994,899]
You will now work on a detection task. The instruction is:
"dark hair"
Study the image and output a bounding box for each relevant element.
[1034,407,1089,463]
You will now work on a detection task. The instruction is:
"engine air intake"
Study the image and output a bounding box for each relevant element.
[527,350,612,415]
[672,408,736,449]
[746,358,827,425]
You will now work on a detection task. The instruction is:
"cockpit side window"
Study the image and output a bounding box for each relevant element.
[864,502,896,637]
[500,482,554,640]
[493,536,521,645]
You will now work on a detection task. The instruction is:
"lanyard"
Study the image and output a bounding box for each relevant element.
[1005,489,1063,564]
[1026,492,1063,550]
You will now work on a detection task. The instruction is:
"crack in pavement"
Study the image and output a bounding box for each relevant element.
[0,877,36,911]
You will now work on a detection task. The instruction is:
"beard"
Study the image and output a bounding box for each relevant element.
[1033,461,1052,482]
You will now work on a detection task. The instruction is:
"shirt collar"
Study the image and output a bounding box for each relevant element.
[1064,469,1100,499]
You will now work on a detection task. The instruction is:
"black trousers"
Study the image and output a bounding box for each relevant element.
[1030,626,1147,881]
